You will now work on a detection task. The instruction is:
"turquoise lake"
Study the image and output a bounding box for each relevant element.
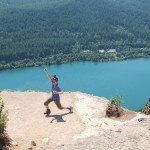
[0,59,150,110]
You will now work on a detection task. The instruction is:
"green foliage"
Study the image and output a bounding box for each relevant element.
[0,98,8,136]
[141,101,150,115]
[108,96,123,107]
[0,48,150,71]
[0,0,150,70]
[106,96,123,117]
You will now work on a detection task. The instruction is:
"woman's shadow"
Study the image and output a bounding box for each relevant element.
[46,112,72,123]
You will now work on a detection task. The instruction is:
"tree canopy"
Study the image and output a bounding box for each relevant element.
[0,0,150,70]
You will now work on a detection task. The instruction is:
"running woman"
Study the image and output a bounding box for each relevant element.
[44,69,73,115]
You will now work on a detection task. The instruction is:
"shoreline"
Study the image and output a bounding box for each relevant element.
[0,55,150,72]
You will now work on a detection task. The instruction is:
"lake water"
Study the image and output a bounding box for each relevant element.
[0,59,150,110]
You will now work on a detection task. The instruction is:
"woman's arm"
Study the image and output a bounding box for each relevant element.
[44,69,52,82]
[53,91,63,94]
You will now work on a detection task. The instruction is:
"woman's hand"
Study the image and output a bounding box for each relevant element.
[53,91,63,94]
[53,91,58,94]
[44,69,52,81]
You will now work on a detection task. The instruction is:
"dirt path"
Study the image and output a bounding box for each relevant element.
[0,91,85,149]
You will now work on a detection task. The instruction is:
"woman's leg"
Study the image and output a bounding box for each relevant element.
[44,97,53,114]
[54,100,73,113]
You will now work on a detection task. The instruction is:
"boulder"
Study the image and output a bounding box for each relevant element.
[42,138,49,145]
[26,140,36,150]
[11,140,18,146]
[31,140,36,146]
[106,104,124,118]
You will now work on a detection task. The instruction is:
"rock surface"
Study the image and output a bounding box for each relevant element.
[42,138,49,145]
[52,118,150,150]
[0,91,149,150]
[11,140,18,147]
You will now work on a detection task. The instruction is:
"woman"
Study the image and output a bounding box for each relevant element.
[44,69,73,115]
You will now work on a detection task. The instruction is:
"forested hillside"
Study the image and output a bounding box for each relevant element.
[0,0,150,70]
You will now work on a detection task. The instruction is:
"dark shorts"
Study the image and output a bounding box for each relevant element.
[44,97,62,109]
